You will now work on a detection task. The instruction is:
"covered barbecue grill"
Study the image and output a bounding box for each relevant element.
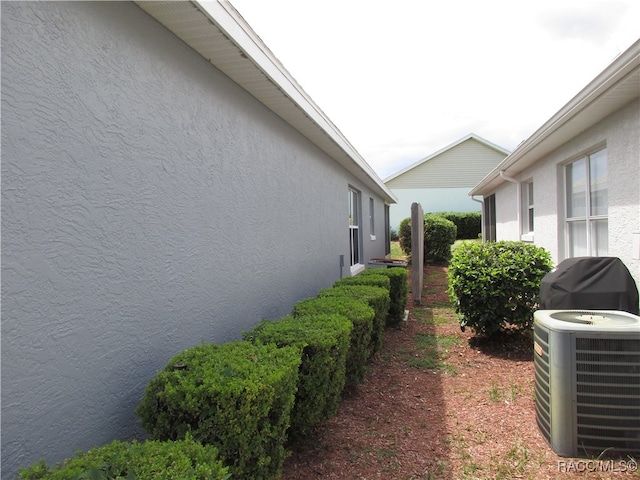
[539,257,639,315]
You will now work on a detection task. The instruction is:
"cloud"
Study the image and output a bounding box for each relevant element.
[537,2,630,44]
[229,0,638,180]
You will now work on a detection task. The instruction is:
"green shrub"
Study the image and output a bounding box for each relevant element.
[390,227,399,242]
[18,436,229,480]
[318,285,389,356]
[398,214,457,264]
[361,268,408,326]
[399,217,412,255]
[434,211,481,239]
[136,341,301,479]
[448,241,554,336]
[334,273,390,292]
[423,214,457,264]
[293,297,375,385]
[243,314,351,439]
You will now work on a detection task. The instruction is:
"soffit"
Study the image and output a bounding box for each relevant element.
[134,1,396,203]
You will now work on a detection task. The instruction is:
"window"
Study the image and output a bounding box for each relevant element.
[484,194,496,242]
[348,188,361,268]
[384,204,391,255]
[521,181,534,241]
[565,148,608,257]
[369,197,375,239]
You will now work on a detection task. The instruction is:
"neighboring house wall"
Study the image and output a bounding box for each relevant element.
[386,136,508,230]
[389,187,479,228]
[1,2,390,476]
[485,99,640,286]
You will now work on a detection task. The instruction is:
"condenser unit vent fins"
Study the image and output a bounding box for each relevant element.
[575,337,640,453]
[533,324,551,443]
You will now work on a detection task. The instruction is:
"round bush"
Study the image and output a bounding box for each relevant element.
[399,217,412,255]
[423,214,457,264]
[399,214,457,264]
[448,241,554,336]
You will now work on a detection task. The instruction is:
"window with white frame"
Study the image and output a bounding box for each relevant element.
[369,197,375,239]
[384,204,391,255]
[348,188,361,267]
[565,148,608,257]
[523,181,534,234]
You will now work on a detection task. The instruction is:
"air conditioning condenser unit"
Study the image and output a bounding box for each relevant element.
[533,309,640,457]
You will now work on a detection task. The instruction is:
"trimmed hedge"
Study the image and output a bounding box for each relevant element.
[334,273,391,292]
[292,296,375,385]
[243,314,351,439]
[361,268,408,326]
[433,211,481,240]
[18,436,229,480]
[318,285,389,356]
[448,241,554,336]
[136,341,301,479]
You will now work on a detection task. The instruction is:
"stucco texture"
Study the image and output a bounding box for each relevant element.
[1,2,389,476]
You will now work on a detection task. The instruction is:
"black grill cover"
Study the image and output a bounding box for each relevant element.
[539,257,639,315]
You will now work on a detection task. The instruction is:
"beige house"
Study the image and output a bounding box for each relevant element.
[385,134,509,229]
[470,39,639,286]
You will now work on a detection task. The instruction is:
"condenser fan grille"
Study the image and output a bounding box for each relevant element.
[575,337,640,453]
[533,324,551,444]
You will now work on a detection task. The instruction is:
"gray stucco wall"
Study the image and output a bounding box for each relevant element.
[1,2,389,476]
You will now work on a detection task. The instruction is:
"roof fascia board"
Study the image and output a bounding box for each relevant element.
[135,0,396,202]
[470,39,640,196]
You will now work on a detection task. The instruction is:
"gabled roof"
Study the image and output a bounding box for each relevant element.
[471,38,640,196]
[134,0,396,203]
[384,133,510,183]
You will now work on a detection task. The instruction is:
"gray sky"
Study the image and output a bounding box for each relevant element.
[227,0,639,179]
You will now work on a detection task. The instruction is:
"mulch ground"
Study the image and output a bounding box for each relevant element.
[280,265,639,480]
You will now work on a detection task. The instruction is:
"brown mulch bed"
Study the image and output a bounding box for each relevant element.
[280,265,639,480]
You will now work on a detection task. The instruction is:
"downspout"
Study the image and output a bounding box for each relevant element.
[470,196,485,243]
[499,170,521,238]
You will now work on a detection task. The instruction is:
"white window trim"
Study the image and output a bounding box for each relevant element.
[348,187,364,273]
[564,147,608,257]
[521,232,535,243]
[520,181,534,242]
[369,197,376,241]
[350,263,365,276]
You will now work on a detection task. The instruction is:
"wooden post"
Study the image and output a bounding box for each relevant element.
[411,202,424,305]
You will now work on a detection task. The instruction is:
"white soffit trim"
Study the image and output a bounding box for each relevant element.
[134,0,396,203]
[470,38,640,196]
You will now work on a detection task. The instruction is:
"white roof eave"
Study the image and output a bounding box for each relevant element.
[470,39,640,197]
[134,0,396,203]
